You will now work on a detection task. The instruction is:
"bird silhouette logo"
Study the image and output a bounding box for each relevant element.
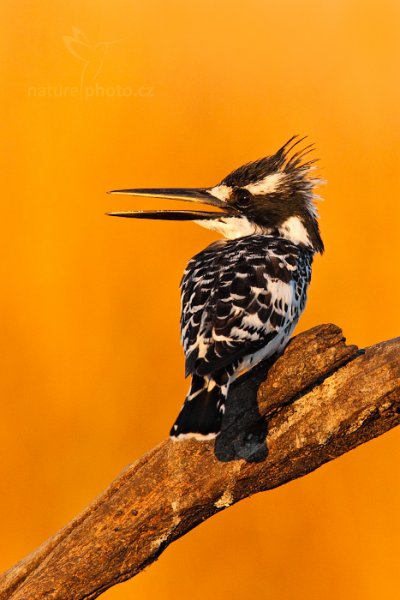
[63,27,121,90]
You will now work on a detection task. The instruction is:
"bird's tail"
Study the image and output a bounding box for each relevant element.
[170,374,228,440]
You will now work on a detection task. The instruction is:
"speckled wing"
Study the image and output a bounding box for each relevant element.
[180,236,312,378]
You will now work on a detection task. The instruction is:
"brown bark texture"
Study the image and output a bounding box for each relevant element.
[1,324,399,600]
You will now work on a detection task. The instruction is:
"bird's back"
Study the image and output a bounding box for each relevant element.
[180,235,314,380]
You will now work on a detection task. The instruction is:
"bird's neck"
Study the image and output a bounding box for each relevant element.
[194,216,259,240]
[195,214,321,252]
[277,216,314,248]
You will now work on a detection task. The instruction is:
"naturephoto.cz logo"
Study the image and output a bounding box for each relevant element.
[27,27,154,99]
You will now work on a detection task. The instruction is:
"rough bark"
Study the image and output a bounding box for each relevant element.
[1,324,399,600]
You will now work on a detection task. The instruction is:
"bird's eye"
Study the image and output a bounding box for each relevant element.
[234,188,252,208]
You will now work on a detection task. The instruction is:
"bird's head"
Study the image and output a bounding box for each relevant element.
[108,136,324,254]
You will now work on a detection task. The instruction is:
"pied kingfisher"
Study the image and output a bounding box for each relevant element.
[108,136,324,440]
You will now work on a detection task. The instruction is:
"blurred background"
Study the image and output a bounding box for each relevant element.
[1,0,400,598]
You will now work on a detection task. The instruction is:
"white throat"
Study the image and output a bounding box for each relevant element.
[194,214,313,248]
[193,216,259,240]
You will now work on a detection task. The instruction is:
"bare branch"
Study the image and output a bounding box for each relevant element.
[1,324,399,600]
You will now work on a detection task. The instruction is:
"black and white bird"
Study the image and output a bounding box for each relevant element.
[108,136,324,440]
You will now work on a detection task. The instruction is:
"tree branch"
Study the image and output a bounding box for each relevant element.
[1,324,399,600]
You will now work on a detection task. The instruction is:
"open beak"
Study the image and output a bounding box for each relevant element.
[107,187,234,221]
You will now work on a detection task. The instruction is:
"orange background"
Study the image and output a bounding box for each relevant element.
[1,1,400,598]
